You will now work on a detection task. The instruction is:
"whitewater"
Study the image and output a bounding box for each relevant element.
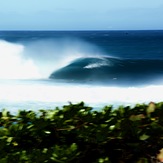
[0,30,163,113]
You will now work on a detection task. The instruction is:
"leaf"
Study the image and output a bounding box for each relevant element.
[109,125,115,130]
[44,131,51,134]
[139,134,150,140]
[70,143,77,151]
[7,137,13,143]
[12,142,18,146]
[147,102,156,115]
[2,109,9,117]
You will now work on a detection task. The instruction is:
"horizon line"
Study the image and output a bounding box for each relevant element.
[0,29,163,32]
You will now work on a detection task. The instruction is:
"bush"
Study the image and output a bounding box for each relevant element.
[0,102,163,162]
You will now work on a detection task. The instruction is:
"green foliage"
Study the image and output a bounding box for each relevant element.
[0,102,163,162]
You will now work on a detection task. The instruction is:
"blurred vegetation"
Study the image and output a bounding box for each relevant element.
[0,102,163,163]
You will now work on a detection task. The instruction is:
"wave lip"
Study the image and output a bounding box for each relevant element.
[83,57,111,69]
[49,57,163,85]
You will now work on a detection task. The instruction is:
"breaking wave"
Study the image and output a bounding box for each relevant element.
[0,38,105,79]
[1,38,163,86]
[50,57,163,86]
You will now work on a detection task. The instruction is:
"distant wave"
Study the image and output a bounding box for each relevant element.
[50,57,163,85]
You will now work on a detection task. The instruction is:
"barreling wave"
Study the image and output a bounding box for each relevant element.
[49,57,163,85]
[0,38,107,79]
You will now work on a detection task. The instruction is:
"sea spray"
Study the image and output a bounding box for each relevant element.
[0,38,106,79]
[0,40,41,79]
[23,38,107,78]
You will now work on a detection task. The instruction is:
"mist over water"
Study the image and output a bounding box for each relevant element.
[0,38,106,79]
[23,38,107,78]
[0,30,163,112]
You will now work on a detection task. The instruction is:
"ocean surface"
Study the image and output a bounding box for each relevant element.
[0,30,163,113]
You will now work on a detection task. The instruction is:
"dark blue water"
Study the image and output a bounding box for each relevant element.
[1,30,163,59]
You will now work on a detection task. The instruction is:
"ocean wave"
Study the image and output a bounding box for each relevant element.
[50,57,163,85]
[0,38,106,79]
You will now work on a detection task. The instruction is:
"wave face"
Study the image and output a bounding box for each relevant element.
[50,57,163,85]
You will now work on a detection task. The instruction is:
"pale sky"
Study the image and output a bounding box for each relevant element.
[0,0,163,30]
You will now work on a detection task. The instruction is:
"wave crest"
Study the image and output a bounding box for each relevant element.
[83,58,110,69]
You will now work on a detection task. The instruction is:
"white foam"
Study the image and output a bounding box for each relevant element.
[84,60,109,69]
[0,40,41,79]
[0,80,162,112]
